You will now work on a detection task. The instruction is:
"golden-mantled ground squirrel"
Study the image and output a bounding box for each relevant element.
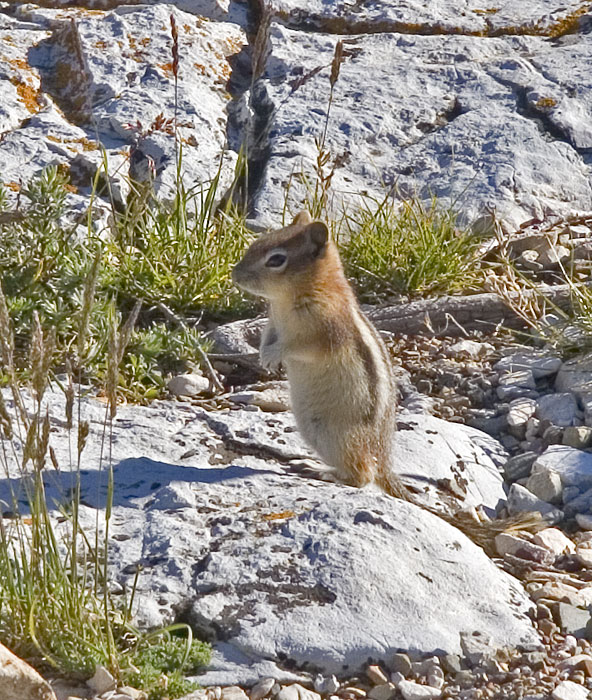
[233,211,541,552]
[233,210,406,498]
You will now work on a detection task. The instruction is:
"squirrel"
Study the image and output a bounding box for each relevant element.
[233,211,540,552]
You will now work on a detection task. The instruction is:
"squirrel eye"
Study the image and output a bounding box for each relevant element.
[265,252,287,268]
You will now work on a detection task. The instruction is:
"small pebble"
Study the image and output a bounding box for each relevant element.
[251,678,276,700]
[367,666,389,686]
[87,666,116,695]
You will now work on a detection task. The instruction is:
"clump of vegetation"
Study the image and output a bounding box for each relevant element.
[0,283,210,698]
[0,164,253,402]
[128,633,211,700]
[106,175,253,319]
[340,196,485,301]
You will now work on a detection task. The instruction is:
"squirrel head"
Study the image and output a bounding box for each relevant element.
[233,212,331,301]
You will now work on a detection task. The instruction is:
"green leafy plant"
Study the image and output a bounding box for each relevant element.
[340,196,485,300]
[106,171,254,318]
[0,161,251,401]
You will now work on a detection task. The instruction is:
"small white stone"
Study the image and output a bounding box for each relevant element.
[367,665,389,685]
[168,372,210,397]
[507,397,537,431]
[367,684,396,700]
[398,680,441,700]
[251,678,276,700]
[447,340,494,359]
[222,687,249,700]
[426,666,444,690]
[87,666,117,694]
[526,467,563,504]
[575,546,592,568]
[494,533,551,564]
[276,687,299,700]
[551,679,588,700]
[533,528,575,556]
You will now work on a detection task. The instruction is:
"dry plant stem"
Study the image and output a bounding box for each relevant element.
[0,282,27,433]
[157,301,225,393]
[170,13,180,174]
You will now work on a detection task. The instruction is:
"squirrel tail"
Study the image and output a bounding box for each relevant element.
[379,471,543,556]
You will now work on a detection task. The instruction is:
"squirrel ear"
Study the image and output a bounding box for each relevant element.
[307,222,329,258]
[292,210,312,226]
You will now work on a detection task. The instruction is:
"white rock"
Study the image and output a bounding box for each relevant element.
[313,676,339,695]
[87,666,116,694]
[495,353,562,379]
[269,0,588,35]
[229,384,291,412]
[506,483,564,523]
[0,6,245,210]
[251,678,276,700]
[533,446,592,488]
[368,685,396,700]
[367,666,389,685]
[391,414,507,512]
[447,340,494,359]
[277,685,320,700]
[498,369,537,390]
[277,687,300,700]
[222,687,249,700]
[507,397,537,425]
[252,22,592,230]
[0,642,57,700]
[426,666,444,690]
[575,546,592,568]
[494,533,551,564]
[398,680,441,700]
[556,354,592,396]
[533,528,575,556]
[536,393,579,427]
[0,388,538,685]
[526,466,563,504]
[576,513,592,530]
[168,373,210,397]
[551,679,588,700]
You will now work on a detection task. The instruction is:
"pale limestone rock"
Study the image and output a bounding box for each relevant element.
[86,666,116,694]
[533,528,575,556]
[398,680,441,700]
[494,533,551,564]
[0,643,57,700]
[551,679,588,700]
[367,666,389,686]
[250,678,276,700]
[168,373,210,397]
[221,686,249,700]
[526,466,563,504]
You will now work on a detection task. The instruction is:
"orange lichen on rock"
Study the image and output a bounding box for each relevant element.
[11,77,42,114]
[5,182,21,192]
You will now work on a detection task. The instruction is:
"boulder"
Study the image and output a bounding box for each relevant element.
[0,5,245,209]
[251,22,592,230]
[0,388,538,685]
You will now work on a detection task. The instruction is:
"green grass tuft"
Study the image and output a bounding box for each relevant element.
[340,196,485,301]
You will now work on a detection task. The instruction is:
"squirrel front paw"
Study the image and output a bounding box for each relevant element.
[260,343,283,371]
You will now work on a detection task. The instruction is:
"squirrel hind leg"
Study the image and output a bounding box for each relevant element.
[340,442,377,488]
